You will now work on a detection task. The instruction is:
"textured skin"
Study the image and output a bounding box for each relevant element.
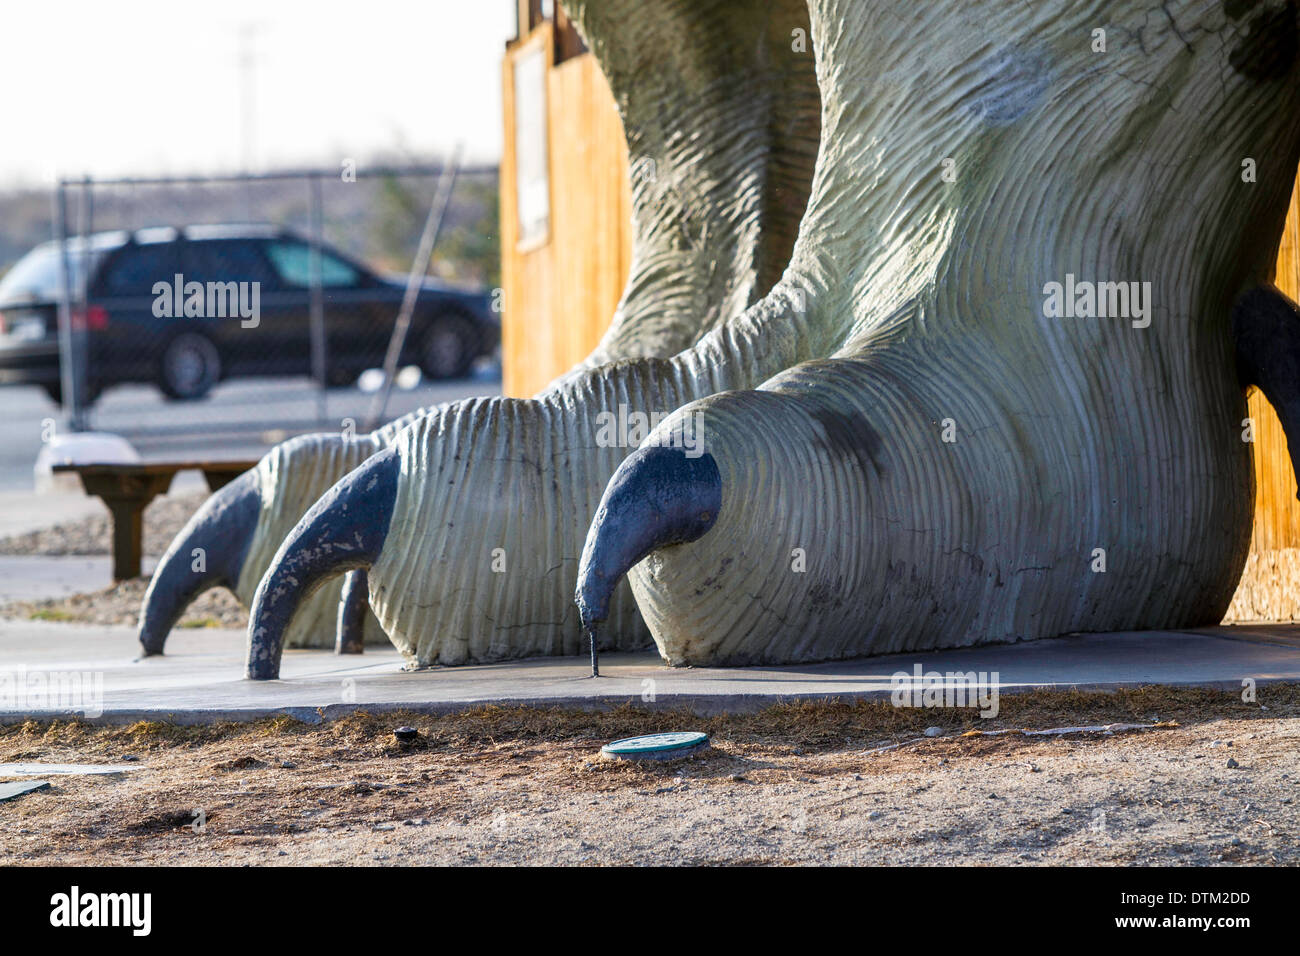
[142,0,818,656]
[249,0,825,669]
[583,0,1300,664]
[357,274,833,665]
[565,0,820,369]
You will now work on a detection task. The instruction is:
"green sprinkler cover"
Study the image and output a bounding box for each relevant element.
[601,731,709,757]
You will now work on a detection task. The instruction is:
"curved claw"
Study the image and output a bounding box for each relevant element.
[138,469,261,656]
[575,444,722,634]
[246,448,400,679]
[1233,285,1300,499]
[335,569,370,655]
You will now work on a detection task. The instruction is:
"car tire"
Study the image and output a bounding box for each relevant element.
[159,332,221,401]
[419,312,477,380]
[326,367,360,389]
[42,381,102,408]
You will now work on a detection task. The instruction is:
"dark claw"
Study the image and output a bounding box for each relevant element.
[1233,285,1300,499]
[335,569,370,655]
[138,469,260,656]
[575,444,722,674]
[246,448,400,680]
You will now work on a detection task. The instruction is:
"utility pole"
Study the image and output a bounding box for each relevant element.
[237,22,263,173]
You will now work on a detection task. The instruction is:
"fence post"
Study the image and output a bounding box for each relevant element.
[309,172,327,424]
[75,176,94,431]
[366,145,463,430]
[52,181,83,431]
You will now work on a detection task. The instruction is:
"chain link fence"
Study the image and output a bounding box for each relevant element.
[1,164,501,460]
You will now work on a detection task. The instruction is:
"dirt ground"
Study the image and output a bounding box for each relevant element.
[1,578,246,630]
[0,492,205,559]
[0,491,248,629]
[2,685,1296,866]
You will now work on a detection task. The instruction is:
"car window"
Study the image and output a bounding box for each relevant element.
[99,244,183,296]
[264,240,361,288]
[182,240,278,287]
[0,243,101,303]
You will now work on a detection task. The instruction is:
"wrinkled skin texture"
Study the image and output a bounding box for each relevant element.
[140,0,818,660]
[139,415,416,655]
[247,0,823,671]
[582,0,1300,664]
[256,0,1300,671]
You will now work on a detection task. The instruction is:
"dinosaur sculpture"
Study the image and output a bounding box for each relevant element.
[244,0,1300,674]
[250,0,1300,673]
[577,0,1300,664]
[137,0,818,661]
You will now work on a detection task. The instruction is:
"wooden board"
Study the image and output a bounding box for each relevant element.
[500,35,632,399]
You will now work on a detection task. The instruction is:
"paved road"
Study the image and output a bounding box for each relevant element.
[0,372,502,492]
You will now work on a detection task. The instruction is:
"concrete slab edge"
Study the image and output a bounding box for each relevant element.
[0,676,1288,727]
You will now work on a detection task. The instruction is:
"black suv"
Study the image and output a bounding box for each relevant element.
[0,224,498,405]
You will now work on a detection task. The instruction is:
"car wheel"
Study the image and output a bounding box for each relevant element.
[327,367,360,388]
[159,332,221,400]
[419,313,477,380]
[42,381,102,407]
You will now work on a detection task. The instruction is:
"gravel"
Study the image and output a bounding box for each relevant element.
[1,578,246,629]
[0,491,248,628]
[0,492,208,558]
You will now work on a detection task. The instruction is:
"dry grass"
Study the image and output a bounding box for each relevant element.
[3,682,1286,758]
[2,686,1294,866]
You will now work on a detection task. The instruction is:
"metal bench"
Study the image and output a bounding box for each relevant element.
[53,460,258,581]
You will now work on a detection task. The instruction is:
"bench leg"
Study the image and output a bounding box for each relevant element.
[75,472,174,582]
[104,497,148,582]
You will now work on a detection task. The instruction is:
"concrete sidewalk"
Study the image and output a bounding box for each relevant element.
[0,555,156,603]
[1,619,1297,724]
[0,491,106,539]
[0,478,196,598]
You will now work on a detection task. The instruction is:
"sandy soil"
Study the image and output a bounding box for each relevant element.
[1,579,246,630]
[0,492,206,558]
[0,491,248,629]
[1,686,1295,866]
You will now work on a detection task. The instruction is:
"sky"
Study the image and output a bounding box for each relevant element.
[1,0,517,188]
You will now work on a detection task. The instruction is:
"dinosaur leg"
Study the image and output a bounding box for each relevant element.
[139,0,818,660]
[577,0,1300,665]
